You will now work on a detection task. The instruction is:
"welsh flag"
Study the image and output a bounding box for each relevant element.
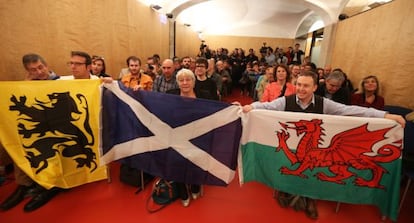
[239,109,403,221]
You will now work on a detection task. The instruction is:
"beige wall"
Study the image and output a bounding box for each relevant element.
[0,0,169,80]
[331,0,414,109]
[202,35,294,55]
[174,24,201,58]
[0,0,412,110]
[174,25,296,58]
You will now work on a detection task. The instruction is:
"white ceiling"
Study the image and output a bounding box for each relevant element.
[141,0,393,38]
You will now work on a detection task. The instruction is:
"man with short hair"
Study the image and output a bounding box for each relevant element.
[181,56,191,69]
[121,56,153,91]
[264,47,276,66]
[152,59,179,93]
[60,51,99,80]
[291,43,304,65]
[146,56,161,78]
[324,65,332,77]
[172,56,182,77]
[216,60,232,96]
[189,57,196,73]
[245,48,259,64]
[23,54,59,81]
[194,57,219,100]
[241,71,405,219]
[290,64,301,85]
[315,70,350,104]
[0,53,61,212]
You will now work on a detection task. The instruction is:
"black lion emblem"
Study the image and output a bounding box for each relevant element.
[9,92,97,174]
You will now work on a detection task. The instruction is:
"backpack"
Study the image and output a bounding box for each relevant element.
[146,178,179,213]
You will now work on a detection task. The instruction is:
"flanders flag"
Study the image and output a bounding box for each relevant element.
[0,80,107,189]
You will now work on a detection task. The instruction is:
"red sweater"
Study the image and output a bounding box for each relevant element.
[351,93,385,110]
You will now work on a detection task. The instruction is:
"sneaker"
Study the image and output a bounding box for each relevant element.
[191,192,200,200]
[181,198,190,207]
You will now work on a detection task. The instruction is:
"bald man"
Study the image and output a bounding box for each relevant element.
[153,59,179,93]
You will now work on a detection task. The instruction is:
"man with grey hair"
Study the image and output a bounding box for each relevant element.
[315,70,350,104]
[22,54,59,80]
[0,53,61,213]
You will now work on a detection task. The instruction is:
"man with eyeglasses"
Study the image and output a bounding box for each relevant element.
[194,57,219,100]
[0,54,61,212]
[60,51,100,80]
[153,59,179,93]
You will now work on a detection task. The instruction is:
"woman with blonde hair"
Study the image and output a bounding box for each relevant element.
[166,68,203,207]
[351,75,384,110]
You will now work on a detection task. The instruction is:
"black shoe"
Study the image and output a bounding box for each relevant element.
[23,187,61,212]
[276,191,291,208]
[292,196,306,212]
[304,198,318,219]
[0,184,36,211]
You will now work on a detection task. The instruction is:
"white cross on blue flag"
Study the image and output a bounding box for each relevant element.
[100,82,242,186]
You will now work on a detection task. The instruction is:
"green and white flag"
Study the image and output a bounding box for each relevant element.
[239,110,403,221]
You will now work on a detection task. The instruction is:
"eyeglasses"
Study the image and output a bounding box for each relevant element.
[67,62,86,66]
[92,55,104,60]
[195,65,206,68]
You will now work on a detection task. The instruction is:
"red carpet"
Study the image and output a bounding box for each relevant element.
[1,162,413,223]
[221,88,253,105]
[1,90,413,223]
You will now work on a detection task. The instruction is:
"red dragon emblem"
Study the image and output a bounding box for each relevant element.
[276,119,402,189]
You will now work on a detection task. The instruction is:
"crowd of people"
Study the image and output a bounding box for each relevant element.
[0,44,406,220]
[199,43,403,219]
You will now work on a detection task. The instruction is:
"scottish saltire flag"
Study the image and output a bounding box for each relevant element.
[100,82,242,186]
[239,110,403,221]
[0,80,108,189]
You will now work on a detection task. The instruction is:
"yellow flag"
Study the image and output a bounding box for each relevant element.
[0,80,107,189]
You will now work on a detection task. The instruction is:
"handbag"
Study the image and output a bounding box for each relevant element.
[146,178,179,213]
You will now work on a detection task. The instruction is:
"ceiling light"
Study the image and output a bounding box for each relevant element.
[368,0,392,9]
[150,4,162,11]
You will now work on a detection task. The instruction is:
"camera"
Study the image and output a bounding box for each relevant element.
[200,40,207,50]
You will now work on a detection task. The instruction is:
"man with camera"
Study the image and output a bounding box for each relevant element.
[198,41,211,59]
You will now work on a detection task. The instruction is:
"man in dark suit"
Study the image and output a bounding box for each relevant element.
[315,70,351,105]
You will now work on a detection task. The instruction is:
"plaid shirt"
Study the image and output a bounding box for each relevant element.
[152,75,179,93]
